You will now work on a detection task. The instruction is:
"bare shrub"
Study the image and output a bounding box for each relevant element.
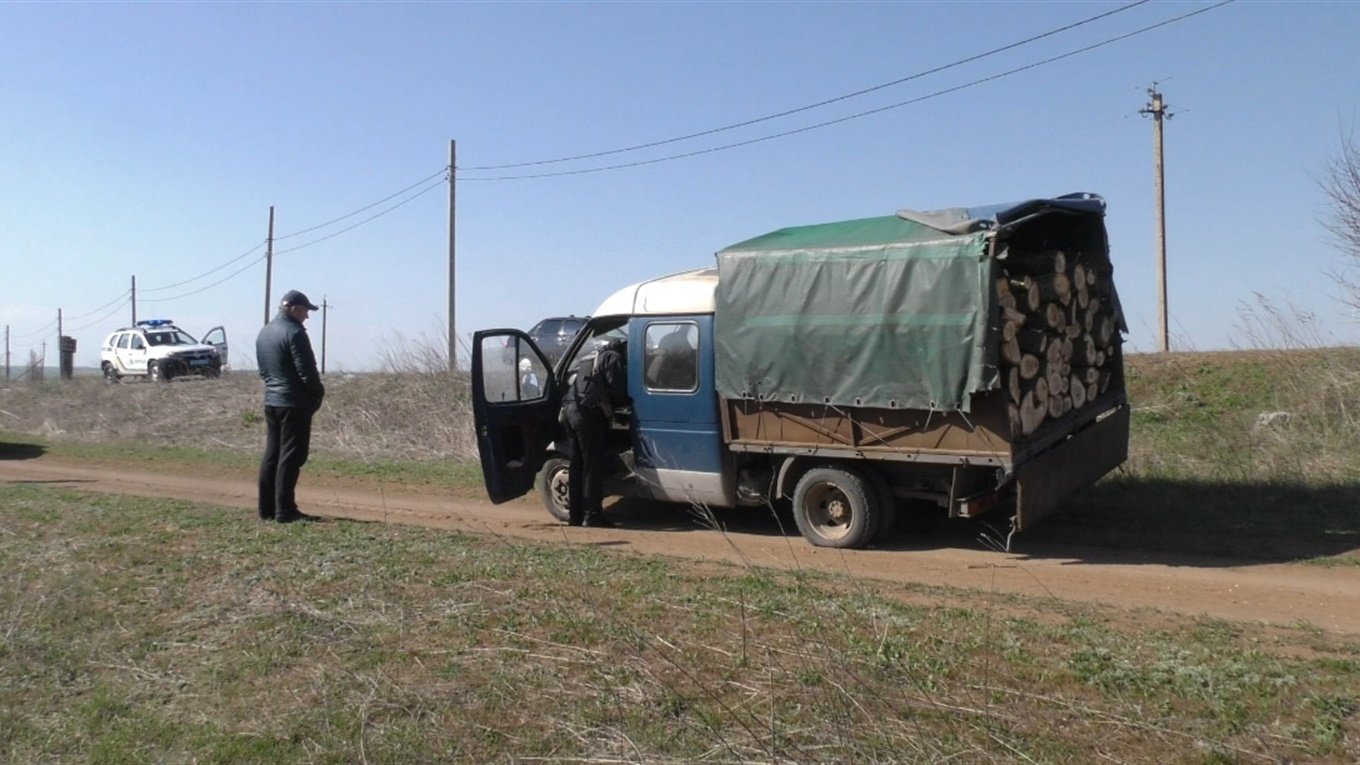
[1321,123,1360,312]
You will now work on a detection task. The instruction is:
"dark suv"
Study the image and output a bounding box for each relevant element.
[528,315,588,366]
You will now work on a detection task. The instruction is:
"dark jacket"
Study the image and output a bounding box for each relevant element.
[566,346,627,416]
[256,310,325,411]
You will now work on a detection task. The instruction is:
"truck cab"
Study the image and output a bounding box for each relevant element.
[472,269,731,519]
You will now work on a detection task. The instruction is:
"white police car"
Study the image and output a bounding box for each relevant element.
[100,320,228,382]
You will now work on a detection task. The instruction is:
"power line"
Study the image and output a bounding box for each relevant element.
[65,295,132,333]
[140,240,267,294]
[22,170,445,333]
[135,168,446,298]
[9,318,58,341]
[141,253,268,304]
[463,0,1154,172]
[461,0,1233,182]
[274,167,449,241]
[274,176,447,255]
[62,291,130,321]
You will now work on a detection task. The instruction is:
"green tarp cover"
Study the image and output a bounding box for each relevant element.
[715,214,995,412]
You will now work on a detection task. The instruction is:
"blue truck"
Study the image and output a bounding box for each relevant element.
[471,194,1130,548]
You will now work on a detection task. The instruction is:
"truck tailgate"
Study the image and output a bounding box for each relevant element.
[1013,403,1129,530]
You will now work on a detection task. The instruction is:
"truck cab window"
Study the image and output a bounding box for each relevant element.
[643,322,698,392]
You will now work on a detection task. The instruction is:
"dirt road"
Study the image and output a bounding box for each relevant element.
[5,453,1360,635]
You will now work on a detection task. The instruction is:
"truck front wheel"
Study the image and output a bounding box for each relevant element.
[536,457,572,523]
[792,466,879,549]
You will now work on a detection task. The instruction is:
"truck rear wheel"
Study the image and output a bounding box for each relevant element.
[792,466,879,549]
[866,471,898,544]
[537,457,572,523]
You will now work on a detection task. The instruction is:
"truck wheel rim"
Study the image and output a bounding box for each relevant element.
[804,482,853,541]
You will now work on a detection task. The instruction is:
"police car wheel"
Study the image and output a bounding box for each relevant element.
[537,458,572,523]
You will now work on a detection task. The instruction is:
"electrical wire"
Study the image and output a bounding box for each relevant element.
[459,0,1233,182]
[127,168,445,305]
[139,240,267,294]
[5,1,1227,339]
[274,167,450,241]
[64,295,133,333]
[9,318,58,341]
[274,176,446,255]
[59,291,130,322]
[461,0,1154,171]
[141,254,267,304]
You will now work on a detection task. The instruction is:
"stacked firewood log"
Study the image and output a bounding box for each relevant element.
[996,249,1121,437]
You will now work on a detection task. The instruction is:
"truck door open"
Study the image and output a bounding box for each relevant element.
[471,329,559,503]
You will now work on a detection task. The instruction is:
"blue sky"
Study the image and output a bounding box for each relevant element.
[2,1,1357,372]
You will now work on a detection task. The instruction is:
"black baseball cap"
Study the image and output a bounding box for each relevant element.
[281,290,319,310]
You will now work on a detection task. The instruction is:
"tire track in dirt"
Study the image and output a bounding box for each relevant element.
[5,454,1360,635]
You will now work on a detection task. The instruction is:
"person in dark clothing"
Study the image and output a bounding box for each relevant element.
[561,336,628,528]
[256,290,326,523]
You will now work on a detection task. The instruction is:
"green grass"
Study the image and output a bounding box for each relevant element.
[1123,349,1360,483]
[0,430,487,495]
[2,485,1358,763]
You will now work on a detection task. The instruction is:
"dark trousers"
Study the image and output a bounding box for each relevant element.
[563,402,608,524]
[258,405,313,519]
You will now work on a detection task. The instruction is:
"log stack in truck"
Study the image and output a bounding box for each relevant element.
[473,193,1130,549]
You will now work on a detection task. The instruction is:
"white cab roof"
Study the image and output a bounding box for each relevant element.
[591,268,718,318]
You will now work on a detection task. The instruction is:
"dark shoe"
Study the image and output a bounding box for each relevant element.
[258,513,275,521]
[581,515,615,529]
[567,517,584,527]
[277,511,321,524]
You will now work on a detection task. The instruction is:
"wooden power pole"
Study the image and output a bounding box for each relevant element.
[264,206,275,326]
[448,140,457,372]
[1141,86,1172,353]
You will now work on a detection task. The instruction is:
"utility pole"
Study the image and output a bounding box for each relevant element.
[264,206,275,326]
[130,275,137,325]
[4,325,9,381]
[447,140,457,372]
[320,297,329,374]
[1141,86,1172,353]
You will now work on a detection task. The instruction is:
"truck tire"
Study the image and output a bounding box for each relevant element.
[148,361,169,383]
[102,363,120,383]
[537,457,572,523]
[866,471,898,544]
[792,466,879,549]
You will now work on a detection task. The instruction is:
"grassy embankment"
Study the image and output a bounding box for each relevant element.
[1,349,1359,762]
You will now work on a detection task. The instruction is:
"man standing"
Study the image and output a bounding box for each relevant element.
[256,290,325,523]
[561,336,628,528]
